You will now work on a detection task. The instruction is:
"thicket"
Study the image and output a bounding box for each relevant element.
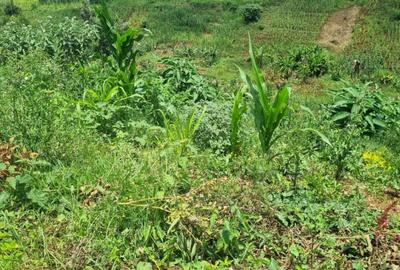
[0,1,399,269]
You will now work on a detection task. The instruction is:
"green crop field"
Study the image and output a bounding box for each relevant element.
[0,0,400,269]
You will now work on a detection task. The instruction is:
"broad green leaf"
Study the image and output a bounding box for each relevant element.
[371,118,387,128]
[16,174,32,185]
[331,112,350,122]
[268,258,282,270]
[289,244,300,258]
[27,189,48,208]
[7,177,17,190]
[0,192,10,209]
[136,262,152,270]
[301,128,332,147]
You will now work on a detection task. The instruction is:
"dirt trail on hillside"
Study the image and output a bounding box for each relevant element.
[318,6,361,51]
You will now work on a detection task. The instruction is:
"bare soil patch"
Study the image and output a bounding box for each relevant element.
[318,6,361,51]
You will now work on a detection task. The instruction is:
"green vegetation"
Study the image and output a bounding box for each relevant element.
[0,0,399,269]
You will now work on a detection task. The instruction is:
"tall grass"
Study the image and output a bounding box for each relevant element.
[230,87,246,155]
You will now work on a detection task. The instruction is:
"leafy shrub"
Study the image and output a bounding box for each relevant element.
[78,78,140,135]
[241,4,262,24]
[326,82,399,133]
[0,18,99,62]
[120,120,164,147]
[0,52,65,151]
[277,45,330,80]
[54,17,99,61]
[161,57,198,92]
[392,9,400,21]
[192,102,232,154]
[80,0,95,22]
[134,68,172,123]
[4,1,21,16]
[161,57,218,102]
[321,125,363,180]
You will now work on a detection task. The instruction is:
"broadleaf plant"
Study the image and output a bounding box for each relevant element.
[327,81,398,133]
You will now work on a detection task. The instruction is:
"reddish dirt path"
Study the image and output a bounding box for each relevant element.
[318,6,361,51]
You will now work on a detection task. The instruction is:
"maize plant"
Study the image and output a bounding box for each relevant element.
[239,36,290,155]
[95,2,144,94]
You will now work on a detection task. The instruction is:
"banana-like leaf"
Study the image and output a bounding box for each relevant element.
[331,112,350,122]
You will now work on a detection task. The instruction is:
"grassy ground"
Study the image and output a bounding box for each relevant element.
[0,0,400,269]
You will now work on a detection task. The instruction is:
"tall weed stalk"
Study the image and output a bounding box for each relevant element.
[230,87,247,155]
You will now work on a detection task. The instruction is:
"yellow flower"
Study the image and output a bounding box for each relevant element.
[362,150,386,169]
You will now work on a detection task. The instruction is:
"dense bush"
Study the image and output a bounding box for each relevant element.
[1,2,400,269]
[4,2,21,16]
[161,57,218,102]
[193,102,232,154]
[241,4,262,24]
[277,45,330,80]
[80,0,95,22]
[0,17,99,62]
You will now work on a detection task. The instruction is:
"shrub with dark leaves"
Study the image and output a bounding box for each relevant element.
[4,2,21,16]
[241,4,262,24]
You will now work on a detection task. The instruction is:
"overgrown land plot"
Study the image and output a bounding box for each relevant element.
[1,0,400,269]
